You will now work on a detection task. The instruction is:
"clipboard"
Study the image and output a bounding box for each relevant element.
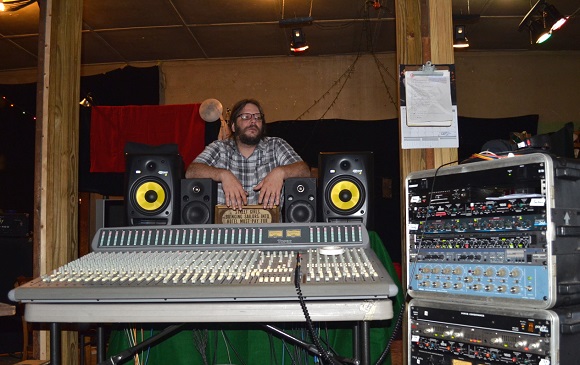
[399,62,457,127]
[399,62,459,149]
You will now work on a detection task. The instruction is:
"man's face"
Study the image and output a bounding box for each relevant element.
[233,103,264,145]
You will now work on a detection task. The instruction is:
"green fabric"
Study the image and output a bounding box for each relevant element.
[106,231,404,365]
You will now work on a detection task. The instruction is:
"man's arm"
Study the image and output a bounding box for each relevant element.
[276,160,311,179]
[186,162,248,210]
[254,161,311,208]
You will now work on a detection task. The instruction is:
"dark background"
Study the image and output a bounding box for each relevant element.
[0,66,540,264]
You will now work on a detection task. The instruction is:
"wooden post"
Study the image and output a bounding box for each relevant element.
[396,0,457,175]
[34,0,83,362]
[395,0,457,364]
[426,0,457,168]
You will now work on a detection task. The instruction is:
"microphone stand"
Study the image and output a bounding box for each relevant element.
[98,323,185,365]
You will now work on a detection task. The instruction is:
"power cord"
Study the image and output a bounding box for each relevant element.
[294,253,352,365]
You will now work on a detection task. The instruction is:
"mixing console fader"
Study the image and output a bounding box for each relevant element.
[405,153,580,309]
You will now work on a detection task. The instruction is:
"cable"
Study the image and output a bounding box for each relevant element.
[377,160,459,365]
[220,330,234,365]
[408,160,458,293]
[293,252,343,365]
[192,329,209,365]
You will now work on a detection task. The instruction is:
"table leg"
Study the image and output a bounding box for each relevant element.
[97,325,106,363]
[50,323,61,365]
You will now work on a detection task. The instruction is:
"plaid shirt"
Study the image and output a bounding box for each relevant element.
[193,137,303,205]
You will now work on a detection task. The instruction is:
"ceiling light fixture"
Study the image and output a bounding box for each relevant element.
[79,93,94,108]
[453,25,469,49]
[290,28,309,53]
[530,19,552,44]
[518,0,568,44]
[0,0,37,12]
[543,3,568,31]
[280,0,313,54]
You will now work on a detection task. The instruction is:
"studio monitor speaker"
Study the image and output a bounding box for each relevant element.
[181,178,217,225]
[319,151,373,227]
[284,177,317,223]
[125,154,182,226]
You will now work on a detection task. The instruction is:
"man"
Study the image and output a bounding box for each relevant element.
[186,99,310,210]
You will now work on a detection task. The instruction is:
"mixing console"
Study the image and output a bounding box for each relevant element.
[10,222,398,303]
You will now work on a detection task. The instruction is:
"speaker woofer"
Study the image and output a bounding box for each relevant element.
[130,178,170,215]
[286,200,316,223]
[181,201,211,224]
[325,176,365,215]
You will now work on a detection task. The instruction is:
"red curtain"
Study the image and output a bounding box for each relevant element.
[90,104,205,173]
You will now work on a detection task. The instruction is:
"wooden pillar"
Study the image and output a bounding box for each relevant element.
[34,0,83,362]
[396,0,457,175]
[395,0,457,363]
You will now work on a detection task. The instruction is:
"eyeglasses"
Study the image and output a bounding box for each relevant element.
[237,113,264,121]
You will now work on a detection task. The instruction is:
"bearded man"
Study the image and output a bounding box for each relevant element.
[186,99,311,210]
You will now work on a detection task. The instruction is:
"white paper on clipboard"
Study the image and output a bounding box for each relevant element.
[404,69,453,127]
[401,105,458,149]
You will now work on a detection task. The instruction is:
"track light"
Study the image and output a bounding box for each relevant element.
[530,19,552,44]
[290,28,309,53]
[453,25,469,49]
[79,93,94,108]
[518,0,568,45]
[543,3,568,31]
[0,0,36,12]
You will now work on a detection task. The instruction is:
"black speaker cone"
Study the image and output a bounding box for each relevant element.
[182,201,211,224]
[145,190,158,203]
[339,189,352,202]
[287,201,315,223]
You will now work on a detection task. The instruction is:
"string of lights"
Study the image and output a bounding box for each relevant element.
[318,57,359,120]
[294,54,361,121]
[0,95,36,120]
[294,0,396,121]
[371,53,398,113]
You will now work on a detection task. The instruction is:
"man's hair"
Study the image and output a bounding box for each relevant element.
[228,99,267,139]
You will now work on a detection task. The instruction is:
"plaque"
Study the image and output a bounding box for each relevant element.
[215,205,281,224]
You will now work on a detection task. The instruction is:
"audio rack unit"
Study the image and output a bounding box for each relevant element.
[408,299,580,365]
[405,153,580,309]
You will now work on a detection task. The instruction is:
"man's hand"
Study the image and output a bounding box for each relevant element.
[220,170,248,210]
[254,167,285,209]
